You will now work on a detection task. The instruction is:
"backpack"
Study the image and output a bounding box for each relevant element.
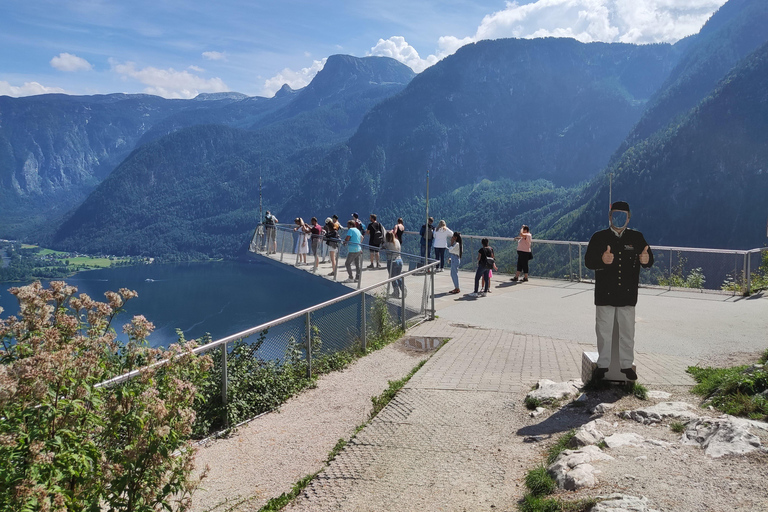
[372,221,384,243]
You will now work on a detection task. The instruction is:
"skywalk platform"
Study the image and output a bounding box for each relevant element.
[193,250,768,511]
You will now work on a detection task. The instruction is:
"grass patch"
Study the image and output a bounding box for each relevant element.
[626,382,648,400]
[525,396,543,410]
[520,494,597,512]
[670,421,686,433]
[546,430,577,465]
[597,440,608,450]
[687,363,768,420]
[258,473,316,512]
[524,466,556,497]
[759,349,768,365]
[370,360,426,419]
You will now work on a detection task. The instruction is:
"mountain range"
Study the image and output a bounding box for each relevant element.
[3,0,767,255]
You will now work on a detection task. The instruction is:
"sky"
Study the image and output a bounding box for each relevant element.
[0,0,728,99]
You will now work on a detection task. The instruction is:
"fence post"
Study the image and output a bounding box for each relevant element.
[668,251,673,291]
[568,243,573,281]
[401,281,407,330]
[361,293,367,352]
[430,267,435,320]
[745,252,751,296]
[305,311,312,378]
[578,244,583,282]
[221,341,228,428]
[280,230,286,262]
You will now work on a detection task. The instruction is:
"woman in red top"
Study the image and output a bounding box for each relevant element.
[512,225,532,282]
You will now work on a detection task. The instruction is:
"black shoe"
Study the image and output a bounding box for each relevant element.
[593,367,608,380]
[522,277,528,282]
[621,368,638,381]
[511,277,518,282]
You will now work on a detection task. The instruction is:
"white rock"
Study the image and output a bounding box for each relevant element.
[547,445,614,490]
[726,415,768,432]
[683,417,763,458]
[592,493,660,512]
[526,379,583,402]
[646,390,672,400]
[604,432,646,449]
[569,421,605,448]
[620,402,699,425]
[592,403,616,415]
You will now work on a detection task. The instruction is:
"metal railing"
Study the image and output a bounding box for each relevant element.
[100,227,438,429]
[395,230,767,295]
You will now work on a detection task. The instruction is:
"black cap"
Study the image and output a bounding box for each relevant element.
[352,212,359,218]
[332,214,338,219]
[610,201,630,213]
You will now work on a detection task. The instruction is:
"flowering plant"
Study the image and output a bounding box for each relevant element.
[0,281,211,511]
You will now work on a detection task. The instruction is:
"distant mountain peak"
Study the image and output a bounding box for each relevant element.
[274,84,297,99]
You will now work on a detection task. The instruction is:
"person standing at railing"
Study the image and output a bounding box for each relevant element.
[448,232,463,294]
[512,225,533,282]
[419,217,435,267]
[585,201,653,382]
[470,238,497,298]
[324,217,339,277]
[343,220,363,283]
[264,211,278,254]
[366,214,385,269]
[393,218,405,244]
[309,217,323,273]
[294,218,310,266]
[433,220,454,272]
[384,232,405,298]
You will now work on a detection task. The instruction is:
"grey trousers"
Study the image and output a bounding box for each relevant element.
[346,252,362,280]
[595,305,636,369]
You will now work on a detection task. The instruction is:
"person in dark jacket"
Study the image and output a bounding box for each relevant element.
[584,201,653,381]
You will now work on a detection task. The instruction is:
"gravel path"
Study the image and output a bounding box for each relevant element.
[190,342,431,512]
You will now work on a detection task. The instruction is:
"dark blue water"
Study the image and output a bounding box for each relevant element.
[0,259,349,348]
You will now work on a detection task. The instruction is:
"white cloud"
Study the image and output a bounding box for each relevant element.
[261,58,327,97]
[473,0,726,45]
[50,52,93,72]
[109,59,229,99]
[202,51,227,61]
[188,65,205,72]
[0,81,66,97]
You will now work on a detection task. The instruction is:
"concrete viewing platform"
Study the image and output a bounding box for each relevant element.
[192,252,768,511]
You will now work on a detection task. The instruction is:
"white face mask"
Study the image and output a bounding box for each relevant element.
[610,211,629,231]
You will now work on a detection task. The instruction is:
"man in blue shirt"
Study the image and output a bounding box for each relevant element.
[343,220,363,283]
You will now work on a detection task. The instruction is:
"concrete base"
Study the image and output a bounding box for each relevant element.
[582,351,636,383]
[403,336,444,352]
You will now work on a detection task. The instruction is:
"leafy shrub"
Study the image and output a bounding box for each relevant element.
[0,281,211,511]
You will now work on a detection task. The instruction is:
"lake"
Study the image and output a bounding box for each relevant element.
[0,259,349,348]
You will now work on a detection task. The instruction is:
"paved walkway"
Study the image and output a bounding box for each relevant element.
[195,252,768,511]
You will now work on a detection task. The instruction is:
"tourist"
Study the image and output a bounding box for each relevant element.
[351,212,364,232]
[293,217,310,265]
[584,201,653,381]
[470,238,496,298]
[343,219,363,283]
[393,218,405,244]
[448,232,463,294]
[264,210,278,254]
[366,213,385,269]
[432,220,453,272]
[383,232,405,298]
[324,217,339,277]
[512,225,533,282]
[419,217,434,267]
[309,217,323,272]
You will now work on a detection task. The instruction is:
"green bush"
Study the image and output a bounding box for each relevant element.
[0,281,211,511]
[687,363,768,420]
[524,466,556,497]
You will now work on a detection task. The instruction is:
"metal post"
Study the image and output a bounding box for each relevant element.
[424,169,430,269]
[568,243,573,281]
[430,266,435,320]
[221,341,228,427]
[280,230,286,262]
[578,244,583,282]
[668,251,673,291]
[305,312,312,378]
[744,252,751,296]
[361,293,367,351]
[401,280,407,330]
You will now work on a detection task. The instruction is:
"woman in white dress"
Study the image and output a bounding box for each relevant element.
[293,217,310,265]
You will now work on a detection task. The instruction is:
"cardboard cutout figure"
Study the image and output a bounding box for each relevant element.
[584,201,653,380]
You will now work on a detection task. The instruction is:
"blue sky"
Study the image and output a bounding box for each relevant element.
[0,0,727,99]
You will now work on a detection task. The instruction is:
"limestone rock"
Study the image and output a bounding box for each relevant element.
[547,445,613,490]
[592,403,616,415]
[526,379,582,403]
[604,432,646,449]
[569,421,605,448]
[620,402,699,425]
[683,417,763,458]
[646,390,672,400]
[592,493,660,512]
[530,406,546,418]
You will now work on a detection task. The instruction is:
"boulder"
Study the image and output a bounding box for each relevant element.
[683,416,763,458]
[646,390,672,400]
[603,433,646,449]
[592,493,660,512]
[547,445,613,490]
[592,403,616,415]
[620,402,699,425]
[526,379,582,403]
[569,421,605,448]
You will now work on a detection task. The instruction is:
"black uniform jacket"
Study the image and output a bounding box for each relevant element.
[584,228,653,307]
